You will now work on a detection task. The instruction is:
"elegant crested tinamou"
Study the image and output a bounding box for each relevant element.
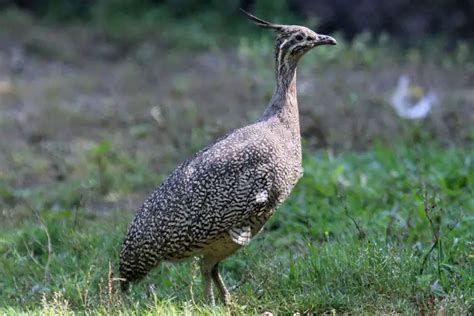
[120,9,337,305]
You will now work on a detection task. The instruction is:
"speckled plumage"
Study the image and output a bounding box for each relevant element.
[119,10,336,305]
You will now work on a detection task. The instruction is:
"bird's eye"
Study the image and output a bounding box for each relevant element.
[295,34,304,41]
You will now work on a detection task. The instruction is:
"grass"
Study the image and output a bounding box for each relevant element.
[0,143,472,314]
[0,6,473,315]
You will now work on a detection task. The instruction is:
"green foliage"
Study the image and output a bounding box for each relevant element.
[0,4,472,314]
[0,144,472,314]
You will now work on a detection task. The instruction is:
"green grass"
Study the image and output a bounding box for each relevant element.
[0,5,473,315]
[1,143,472,314]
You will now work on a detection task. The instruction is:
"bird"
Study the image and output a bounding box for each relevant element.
[119,9,337,306]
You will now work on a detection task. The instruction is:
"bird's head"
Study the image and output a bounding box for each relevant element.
[241,9,337,63]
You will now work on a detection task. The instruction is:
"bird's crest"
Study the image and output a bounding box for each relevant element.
[240,9,284,32]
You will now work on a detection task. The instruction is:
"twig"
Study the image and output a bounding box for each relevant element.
[77,265,93,309]
[23,200,52,280]
[419,189,439,276]
[385,202,399,241]
[338,191,366,240]
[419,241,438,276]
[108,261,113,303]
[23,240,43,268]
[42,221,52,280]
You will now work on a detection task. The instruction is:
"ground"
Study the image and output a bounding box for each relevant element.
[0,9,473,315]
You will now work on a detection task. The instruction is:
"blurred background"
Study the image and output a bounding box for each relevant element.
[0,1,473,313]
[0,0,474,175]
[0,0,472,185]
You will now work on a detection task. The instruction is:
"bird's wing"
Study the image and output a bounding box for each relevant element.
[183,143,276,238]
[133,126,281,258]
[147,135,277,247]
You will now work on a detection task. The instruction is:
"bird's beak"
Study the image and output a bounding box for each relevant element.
[314,34,337,46]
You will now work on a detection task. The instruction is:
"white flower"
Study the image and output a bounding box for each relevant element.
[390,75,438,120]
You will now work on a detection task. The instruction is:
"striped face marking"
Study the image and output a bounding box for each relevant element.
[275,28,319,74]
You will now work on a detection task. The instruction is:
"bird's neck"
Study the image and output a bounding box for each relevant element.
[259,59,299,135]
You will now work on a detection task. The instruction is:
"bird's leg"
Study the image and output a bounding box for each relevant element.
[200,261,215,306]
[211,263,232,305]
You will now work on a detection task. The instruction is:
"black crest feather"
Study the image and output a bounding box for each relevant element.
[240,9,283,31]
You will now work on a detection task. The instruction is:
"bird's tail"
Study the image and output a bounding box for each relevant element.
[119,234,159,292]
[119,216,163,292]
[119,255,157,292]
[119,247,145,292]
[119,257,148,293]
